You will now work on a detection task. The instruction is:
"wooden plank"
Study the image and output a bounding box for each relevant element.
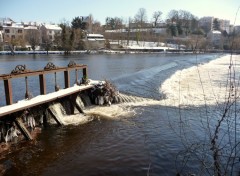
[0,65,87,80]
[83,67,88,79]
[75,101,84,114]
[39,74,46,95]
[47,106,64,126]
[14,118,33,140]
[4,79,13,105]
[64,70,70,89]
[69,93,84,114]
[0,84,94,118]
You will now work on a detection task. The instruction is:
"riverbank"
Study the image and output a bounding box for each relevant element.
[1,49,239,55]
[0,49,188,55]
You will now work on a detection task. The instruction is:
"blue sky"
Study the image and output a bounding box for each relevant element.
[1,0,240,25]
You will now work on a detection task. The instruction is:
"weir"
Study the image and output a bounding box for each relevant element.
[0,61,148,148]
[0,61,105,146]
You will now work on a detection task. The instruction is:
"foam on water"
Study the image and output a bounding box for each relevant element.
[49,55,240,124]
[83,97,162,120]
[49,103,93,125]
[84,104,136,120]
[160,54,240,107]
[60,114,93,125]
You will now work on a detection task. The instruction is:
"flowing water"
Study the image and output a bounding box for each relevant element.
[1,53,240,175]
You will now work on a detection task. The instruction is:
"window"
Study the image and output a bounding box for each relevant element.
[5,29,10,33]
[18,29,22,33]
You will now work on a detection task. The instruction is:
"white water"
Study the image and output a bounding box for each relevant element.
[84,104,136,120]
[49,103,93,125]
[86,54,240,119]
[49,55,240,125]
[160,54,240,107]
[48,95,160,125]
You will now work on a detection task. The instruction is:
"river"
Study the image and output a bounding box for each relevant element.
[0,53,240,175]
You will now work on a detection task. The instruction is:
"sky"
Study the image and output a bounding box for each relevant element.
[1,0,240,26]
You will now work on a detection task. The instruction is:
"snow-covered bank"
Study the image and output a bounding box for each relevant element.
[0,49,191,55]
[0,41,184,55]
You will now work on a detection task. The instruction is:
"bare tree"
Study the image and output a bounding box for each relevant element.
[173,50,240,175]
[152,11,162,27]
[24,29,40,51]
[92,20,103,34]
[127,17,133,46]
[167,9,198,36]
[134,8,148,28]
[105,17,123,30]
[167,9,179,23]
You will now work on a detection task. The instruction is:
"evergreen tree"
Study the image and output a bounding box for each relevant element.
[213,18,220,31]
[71,16,87,30]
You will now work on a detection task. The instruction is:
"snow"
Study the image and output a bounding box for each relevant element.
[0,80,102,117]
[24,26,38,30]
[87,38,105,41]
[211,30,222,34]
[44,24,61,30]
[125,45,170,50]
[87,34,104,38]
[112,40,177,50]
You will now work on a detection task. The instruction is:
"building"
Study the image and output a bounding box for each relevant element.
[3,23,24,42]
[234,25,240,34]
[199,17,231,34]
[207,30,222,48]
[218,19,230,33]
[0,31,3,44]
[40,24,62,43]
[129,22,152,29]
[0,30,3,53]
[199,17,214,33]
[0,18,14,27]
[84,34,105,49]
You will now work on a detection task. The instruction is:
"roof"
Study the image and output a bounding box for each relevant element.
[24,26,38,30]
[0,17,14,24]
[43,24,62,30]
[81,16,91,23]
[3,24,24,29]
